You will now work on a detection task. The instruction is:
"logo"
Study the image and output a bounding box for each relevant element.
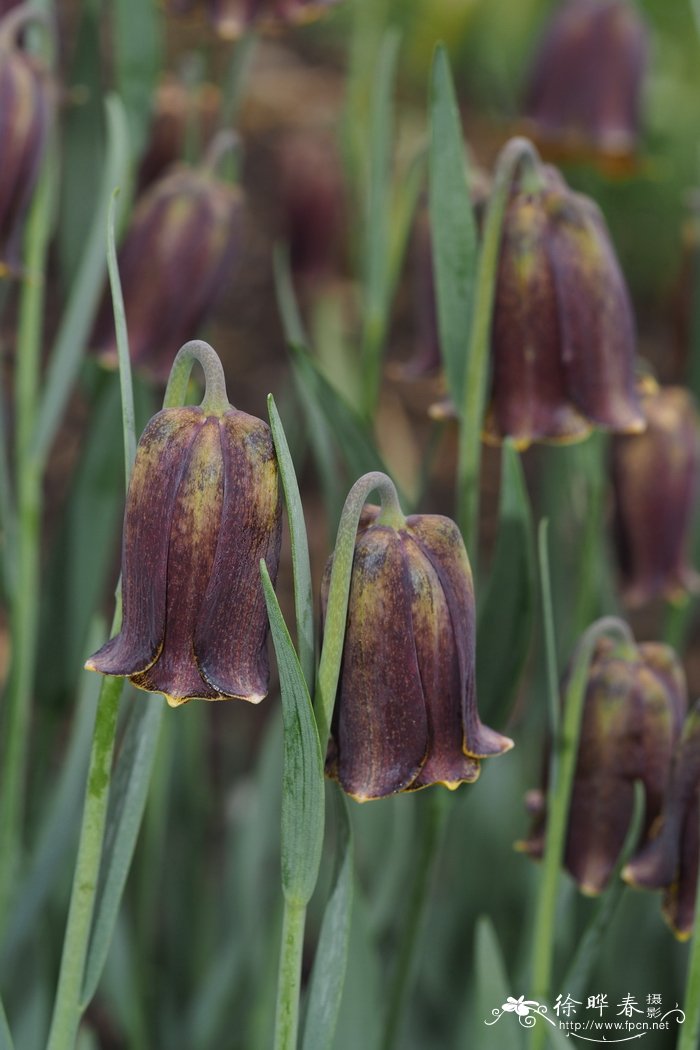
[484,994,686,1043]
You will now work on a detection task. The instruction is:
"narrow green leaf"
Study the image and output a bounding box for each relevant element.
[268,394,315,694]
[302,789,354,1050]
[429,44,478,407]
[0,995,15,1050]
[112,0,163,164]
[360,28,400,414]
[260,561,325,907]
[476,442,535,724]
[107,190,136,487]
[32,94,131,469]
[473,917,522,1050]
[81,696,164,1006]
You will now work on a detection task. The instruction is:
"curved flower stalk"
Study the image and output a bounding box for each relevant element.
[520,635,687,894]
[86,341,282,706]
[322,500,513,801]
[0,2,53,276]
[92,133,243,382]
[611,381,700,606]
[522,0,648,170]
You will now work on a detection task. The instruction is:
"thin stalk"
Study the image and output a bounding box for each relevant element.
[0,147,54,930]
[530,617,635,1050]
[381,792,449,1050]
[456,137,542,558]
[678,805,700,1050]
[45,673,124,1050]
[273,899,306,1050]
[163,339,230,416]
[221,30,257,128]
[538,521,560,741]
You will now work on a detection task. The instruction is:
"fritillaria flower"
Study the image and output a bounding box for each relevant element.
[485,162,644,448]
[86,343,282,707]
[624,703,700,940]
[0,3,52,275]
[93,142,243,382]
[523,0,648,167]
[165,0,340,39]
[520,636,686,894]
[612,382,700,606]
[323,504,512,802]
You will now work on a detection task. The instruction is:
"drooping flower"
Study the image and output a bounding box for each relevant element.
[92,149,243,382]
[485,162,644,448]
[611,381,700,606]
[522,0,648,169]
[519,635,686,894]
[323,503,512,802]
[86,343,282,707]
[624,702,700,940]
[0,3,52,276]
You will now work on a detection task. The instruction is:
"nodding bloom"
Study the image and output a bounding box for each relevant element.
[523,0,648,168]
[485,161,644,448]
[164,0,340,39]
[519,635,686,895]
[0,3,52,275]
[624,703,700,940]
[86,344,282,707]
[322,503,513,802]
[611,381,700,606]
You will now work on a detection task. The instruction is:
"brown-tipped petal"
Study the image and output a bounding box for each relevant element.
[612,386,700,606]
[130,418,224,703]
[402,533,481,789]
[488,193,589,446]
[407,515,513,759]
[86,408,203,677]
[661,796,699,940]
[546,191,643,433]
[330,527,429,801]
[193,410,281,702]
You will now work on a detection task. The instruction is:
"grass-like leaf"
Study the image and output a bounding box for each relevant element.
[477,441,535,725]
[473,917,523,1050]
[301,789,353,1050]
[429,44,478,408]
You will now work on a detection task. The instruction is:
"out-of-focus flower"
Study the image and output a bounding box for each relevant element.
[274,130,345,284]
[484,162,644,448]
[612,381,700,606]
[323,503,512,802]
[93,151,243,382]
[137,74,221,191]
[164,0,341,39]
[519,636,686,895]
[522,0,648,170]
[0,3,52,276]
[624,702,700,940]
[86,371,282,707]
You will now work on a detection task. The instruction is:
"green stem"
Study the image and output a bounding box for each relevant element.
[0,143,54,930]
[273,899,307,1050]
[315,470,403,749]
[456,137,542,558]
[107,190,136,483]
[220,30,257,129]
[45,674,124,1050]
[538,520,560,742]
[381,792,449,1050]
[678,807,700,1050]
[163,339,231,416]
[530,616,634,1050]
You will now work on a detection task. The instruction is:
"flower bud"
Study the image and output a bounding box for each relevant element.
[523,0,648,168]
[0,4,52,275]
[93,160,243,382]
[486,163,644,448]
[323,505,512,802]
[611,382,700,606]
[623,703,700,939]
[86,366,282,707]
[519,636,686,895]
